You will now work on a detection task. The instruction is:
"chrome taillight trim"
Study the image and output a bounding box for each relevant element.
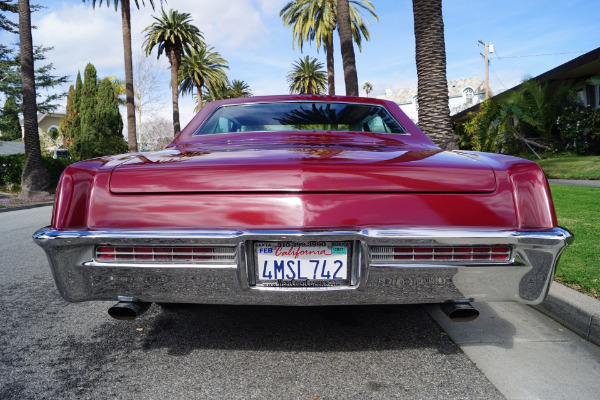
[94,245,237,264]
[369,245,512,264]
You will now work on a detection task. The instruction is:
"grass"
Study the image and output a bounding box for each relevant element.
[535,155,600,179]
[551,184,600,299]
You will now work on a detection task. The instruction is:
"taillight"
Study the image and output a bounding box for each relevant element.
[95,245,236,264]
[370,245,511,263]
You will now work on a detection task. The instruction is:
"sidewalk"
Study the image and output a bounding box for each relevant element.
[427,299,600,400]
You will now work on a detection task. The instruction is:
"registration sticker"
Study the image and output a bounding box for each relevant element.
[255,241,351,287]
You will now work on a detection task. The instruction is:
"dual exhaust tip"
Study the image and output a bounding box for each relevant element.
[440,301,480,322]
[108,301,151,320]
[108,300,479,322]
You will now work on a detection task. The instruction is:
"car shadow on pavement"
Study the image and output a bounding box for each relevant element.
[427,302,518,349]
[135,304,461,356]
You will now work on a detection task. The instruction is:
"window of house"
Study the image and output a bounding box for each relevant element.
[575,88,586,105]
[596,85,600,109]
[47,126,59,140]
[463,88,474,105]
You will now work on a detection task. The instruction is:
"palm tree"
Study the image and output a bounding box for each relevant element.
[287,56,327,95]
[363,82,372,97]
[18,0,49,198]
[497,79,575,155]
[337,0,358,96]
[143,8,204,136]
[84,0,159,153]
[280,0,377,95]
[516,79,575,139]
[202,84,229,104]
[228,80,252,98]
[202,79,252,104]
[179,45,229,110]
[412,0,457,150]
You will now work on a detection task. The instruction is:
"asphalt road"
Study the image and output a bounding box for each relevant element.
[0,206,504,399]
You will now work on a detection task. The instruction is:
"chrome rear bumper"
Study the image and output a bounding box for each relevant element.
[33,227,572,306]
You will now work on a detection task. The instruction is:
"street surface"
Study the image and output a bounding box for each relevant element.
[1,206,502,399]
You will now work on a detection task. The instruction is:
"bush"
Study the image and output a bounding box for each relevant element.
[0,154,25,187]
[454,100,502,152]
[553,104,600,155]
[0,154,74,188]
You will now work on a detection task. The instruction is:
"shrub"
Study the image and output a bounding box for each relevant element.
[0,154,25,187]
[455,100,501,152]
[0,154,74,188]
[553,105,600,155]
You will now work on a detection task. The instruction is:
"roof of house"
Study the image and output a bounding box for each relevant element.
[378,77,486,104]
[0,141,25,155]
[19,112,66,127]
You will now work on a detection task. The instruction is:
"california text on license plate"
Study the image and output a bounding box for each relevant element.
[255,241,351,287]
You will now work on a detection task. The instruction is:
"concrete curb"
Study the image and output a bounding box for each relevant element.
[533,282,600,346]
[0,202,53,213]
[548,179,600,187]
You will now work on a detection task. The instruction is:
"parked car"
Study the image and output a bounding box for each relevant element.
[34,95,572,321]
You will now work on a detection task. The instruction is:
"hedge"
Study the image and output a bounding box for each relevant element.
[0,153,74,188]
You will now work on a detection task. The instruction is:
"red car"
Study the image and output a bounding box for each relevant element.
[34,95,572,321]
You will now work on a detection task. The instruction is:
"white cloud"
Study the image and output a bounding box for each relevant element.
[30,0,287,126]
[255,0,287,16]
[139,0,272,51]
[33,5,123,77]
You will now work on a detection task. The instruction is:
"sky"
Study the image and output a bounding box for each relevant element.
[1,0,599,129]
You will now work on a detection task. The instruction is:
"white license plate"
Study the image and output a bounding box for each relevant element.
[255,242,350,285]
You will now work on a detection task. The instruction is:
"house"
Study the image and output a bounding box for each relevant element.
[377,77,487,122]
[452,47,600,124]
[19,112,66,153]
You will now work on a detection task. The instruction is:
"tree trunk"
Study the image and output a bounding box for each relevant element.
[412,0,458,150]
[336,0,358,96]
[325,36,335,95]
[196,85,203,110]
[18,0,49,198]
[168,48,181,137]
[120,0,138,152]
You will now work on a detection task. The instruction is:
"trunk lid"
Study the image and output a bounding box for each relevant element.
[110,132,496,193]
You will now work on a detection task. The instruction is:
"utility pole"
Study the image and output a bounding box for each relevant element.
[478,40,493,99]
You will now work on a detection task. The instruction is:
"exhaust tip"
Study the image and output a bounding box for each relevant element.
[440,302,479,322]
[108,301,151,320]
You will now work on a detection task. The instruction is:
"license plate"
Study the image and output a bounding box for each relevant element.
[255,241,351,287]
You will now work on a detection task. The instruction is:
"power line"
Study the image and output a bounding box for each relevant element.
[489,63,507,91]
[492,50,587,60]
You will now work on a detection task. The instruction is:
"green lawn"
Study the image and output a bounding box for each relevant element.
[536,155,600,179]
[551,184,600,299]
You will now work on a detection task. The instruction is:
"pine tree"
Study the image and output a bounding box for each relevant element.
[0,96,21,140]
[71,71,82,143]
[95,77,126,156]
[72,63,98,160]
[58,85,75,147]
[0,44,68,114]
[68,64,127,160]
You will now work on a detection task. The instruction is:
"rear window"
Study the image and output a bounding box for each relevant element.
[194,102,408,135]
